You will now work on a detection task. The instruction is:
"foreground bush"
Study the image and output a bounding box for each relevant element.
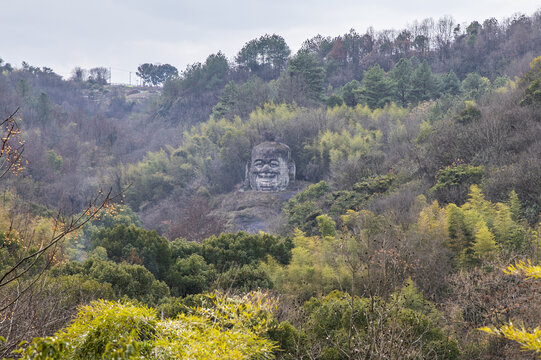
[15,292,277,360]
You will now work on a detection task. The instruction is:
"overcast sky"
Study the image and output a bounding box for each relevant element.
[1,0,539,83]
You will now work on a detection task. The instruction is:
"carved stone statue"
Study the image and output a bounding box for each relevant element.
[245,141,295,191]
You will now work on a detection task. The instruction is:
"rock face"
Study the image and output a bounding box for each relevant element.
[245,142,295,192]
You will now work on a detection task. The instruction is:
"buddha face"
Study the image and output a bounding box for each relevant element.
[247,142,295,192]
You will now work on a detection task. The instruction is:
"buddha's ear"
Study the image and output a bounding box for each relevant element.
[288,160,296,183]
[244,160,251,189]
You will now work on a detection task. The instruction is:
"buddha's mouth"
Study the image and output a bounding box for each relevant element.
[255,171,280,190]
[256,171,278,180]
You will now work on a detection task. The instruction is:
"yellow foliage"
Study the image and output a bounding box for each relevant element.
[530,56,541,70]
[472,222,499,260]
[480,260,541,356]
[263,229,351,299]
[415,200,448,244]
[20,293,278,360]
[504,260,541,279]
[480,323,541,355]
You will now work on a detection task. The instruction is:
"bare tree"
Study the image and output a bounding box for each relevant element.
[0,111,120,356]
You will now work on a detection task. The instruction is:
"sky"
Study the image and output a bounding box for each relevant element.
[1,0,540,84]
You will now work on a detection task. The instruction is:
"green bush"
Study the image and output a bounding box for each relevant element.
[431,164,484,204]
[200,231,293,271]
[19,294,278,360]
[301,290,460,359]
[90,224,172,280]
[53,258,169,304]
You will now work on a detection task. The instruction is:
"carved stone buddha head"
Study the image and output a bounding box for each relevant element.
[246,142,295,191]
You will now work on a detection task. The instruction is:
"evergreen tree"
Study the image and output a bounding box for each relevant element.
[494,203,525,251]
[36,92,53,123]
[508,190,524,222]
[285,50,326,102]
[361,64,395,109]
[409,60,438,105]
[463,185,496,227]
[340,80,362,107]
[472,222,499,261]
[390,58,413,106]
[236,34,291,80]
[446,204,472,255]
[212,81,239,119]
[441,70,461,95]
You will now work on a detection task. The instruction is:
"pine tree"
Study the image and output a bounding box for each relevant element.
[472,222,499,261]
[409,60,438,105]
[446,204,472,254]
[390,58,413,106]
[441,70,461,95]
[463,185,496,228]
[212,81,239,119]
[508,190,524,222]
[494,203,525,251]
[286,50,326,101]
[361,64,396,109]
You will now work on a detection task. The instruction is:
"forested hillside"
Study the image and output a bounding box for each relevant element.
[1,9,541,359]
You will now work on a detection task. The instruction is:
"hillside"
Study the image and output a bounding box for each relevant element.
[1,9,541,359]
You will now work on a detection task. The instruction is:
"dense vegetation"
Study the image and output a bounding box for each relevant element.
[1,9,541,359]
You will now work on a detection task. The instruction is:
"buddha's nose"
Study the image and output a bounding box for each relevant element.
[262,163,271,171]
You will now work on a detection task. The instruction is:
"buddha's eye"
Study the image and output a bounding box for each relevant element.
[253,160,264,168]
[269,160,280,168]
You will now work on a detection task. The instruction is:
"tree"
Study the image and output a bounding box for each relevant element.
[390,58,413,106]
[153,64,178,85]
[395,30,412,55]
[441,70,461,95]
[472,222,499,261]
[90,224,172,280]
[236,34,291,80]
[200,231,293,271]
[342,29,363,74]
[413,35,429,54]
[178,52,230,95]
[0,57,13,73]
[88,67,109,85]
[493,203,525,252]
[301,289,460,359]
[462,72,490,100]
[36,92,53,123]
[0,111,24,178]
[340,80,362,107]
[211,77,271,120]
[54,256,170,304]
[137,63,179,86]
[508,190,524,222]
[0,178,118,356]
[136,63,154,85]
[520,78,541,107]
[316,214,336,237]
[435,15,455,60]
[409,60,438,104]
[212,81,239,119]
[279,50,325,103]
[361,64,395,109]
[430,164,485,204]
[301,34,334,63]
[70,67,86,82]
[166,254,215,296]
